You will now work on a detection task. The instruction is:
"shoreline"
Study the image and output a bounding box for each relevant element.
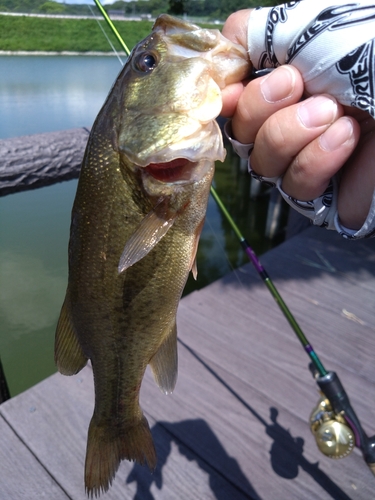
[0,50,127,56]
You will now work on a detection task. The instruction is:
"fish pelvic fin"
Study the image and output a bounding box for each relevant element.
[85,414,157,497]
[118,204,176,274]
[54,297,87,375]
[149,321,178,395]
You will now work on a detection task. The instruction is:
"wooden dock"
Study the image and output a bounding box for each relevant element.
[1,226,374,499]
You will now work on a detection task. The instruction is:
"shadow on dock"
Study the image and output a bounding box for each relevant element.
[125,339,352,500]
[126,418,261,500]
[266,407,352,500]
[125,411,351,500]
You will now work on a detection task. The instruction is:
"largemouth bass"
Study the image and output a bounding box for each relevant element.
[55,14,248,496]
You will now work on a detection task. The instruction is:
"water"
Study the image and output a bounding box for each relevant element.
[0,56,122,396]
[0,56,285,397]
[0,181,77,395]
[0,56,122,139]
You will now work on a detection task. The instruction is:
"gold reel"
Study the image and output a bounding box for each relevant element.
[310,396,355,459]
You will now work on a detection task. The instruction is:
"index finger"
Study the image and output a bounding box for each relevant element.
[221,10,253,118]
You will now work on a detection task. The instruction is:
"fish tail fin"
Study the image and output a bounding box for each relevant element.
[85,414,157,497]
[55,296,88,375]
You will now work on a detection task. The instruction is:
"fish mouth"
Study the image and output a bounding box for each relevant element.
[145,158,197,183]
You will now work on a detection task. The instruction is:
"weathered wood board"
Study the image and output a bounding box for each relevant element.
[0,226,374,499]
[0,413,70,499]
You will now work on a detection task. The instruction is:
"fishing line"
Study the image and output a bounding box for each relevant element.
[93,0,131,57]
[93,1,375,475]
[88,4,125,66]
[204,215,245,290]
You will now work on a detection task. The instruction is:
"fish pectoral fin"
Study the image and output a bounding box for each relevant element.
[149,321,178,395]
[118,207,176,274]
[54,297,88,375]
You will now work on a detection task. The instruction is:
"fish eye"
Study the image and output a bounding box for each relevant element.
[134,52,158,73]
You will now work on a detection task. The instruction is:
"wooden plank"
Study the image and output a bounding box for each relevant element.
[2,350,369,500]
[0,413,69,499]
[199,254,375,365]
[165,226,375,498]
[140,352,372,500]
[0,366,252,499]
[0,369,91,498]
[177,273,375,431]
[180,225,375,397]
[250,227,375,422]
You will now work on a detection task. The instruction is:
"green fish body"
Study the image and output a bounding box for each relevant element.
[55,14,248,496]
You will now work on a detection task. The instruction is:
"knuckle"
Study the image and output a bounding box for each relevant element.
[289,155,307,180]
[263,114,289,152]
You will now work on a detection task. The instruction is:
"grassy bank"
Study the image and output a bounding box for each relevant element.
[0,14,217,53]
[0,15,154,52]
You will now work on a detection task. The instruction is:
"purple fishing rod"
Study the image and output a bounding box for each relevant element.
[210,184,375,474]
[210,185,327,376]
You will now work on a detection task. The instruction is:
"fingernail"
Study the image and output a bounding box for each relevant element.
[260,66,295,103]
[298,95,337,128]
[319,117,354,152]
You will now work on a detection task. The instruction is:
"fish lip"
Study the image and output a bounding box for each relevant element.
[144,158,197,184]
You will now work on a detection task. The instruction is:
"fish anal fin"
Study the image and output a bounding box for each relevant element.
[149,321,178,395]
[54,297,87,376]
[190,218,205,280]
[85,413,156,497]
[118,205,176,273]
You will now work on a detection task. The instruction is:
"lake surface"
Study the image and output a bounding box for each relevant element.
[0,55,122,138]
[0,56,284,396]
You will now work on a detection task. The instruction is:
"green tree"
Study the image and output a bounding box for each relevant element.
[168,0,185,15]
[38,1,66,14]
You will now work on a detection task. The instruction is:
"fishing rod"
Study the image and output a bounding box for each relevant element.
[92,0,375,475]
[211,183,375,472]
[93,0,130,56]
[210,186,327,376]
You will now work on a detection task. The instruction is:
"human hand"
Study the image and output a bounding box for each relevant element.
[221,10,375,231]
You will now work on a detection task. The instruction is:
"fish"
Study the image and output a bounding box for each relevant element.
[54,14,248,497]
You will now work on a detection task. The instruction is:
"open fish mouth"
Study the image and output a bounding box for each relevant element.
[145,158,198,183]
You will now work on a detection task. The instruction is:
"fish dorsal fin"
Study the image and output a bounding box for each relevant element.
[149,321,178,395]
[118,206,176,273]
[55,297,88,375]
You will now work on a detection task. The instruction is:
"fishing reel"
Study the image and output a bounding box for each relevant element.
[310,395,355,459]
[308,368,375,475]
